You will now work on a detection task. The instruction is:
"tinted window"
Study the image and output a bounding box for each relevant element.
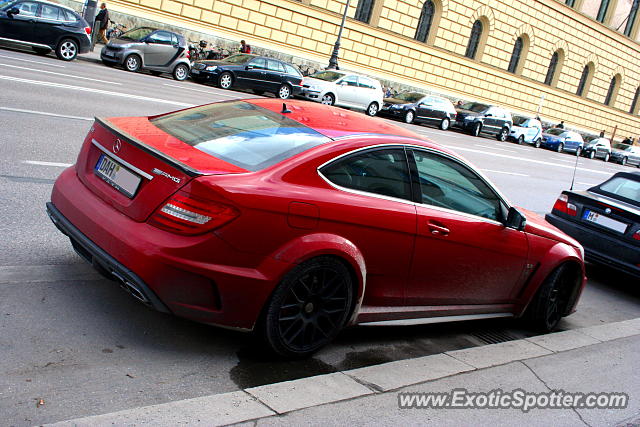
[15,1,38,16]
[148,31,173,45]
[412,149,503,221]
[39,4,60,20]
[284,63,302,76]
[150,101,329,172]
[249,58,267,69]
[321,149,412,201]
[266,59,285,73]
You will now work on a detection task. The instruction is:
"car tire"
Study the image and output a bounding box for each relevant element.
[472,122,482,137]
[321,93,335,106]
[33,47,51,56]
[55,38,78,61]
[496,127,509,142]
[366,102,379,116]
[621,157,628,166]
[173,64,189,81]
[219,71,233,89]
[534,138,542,148]
[517,135,525,145]
[404,110,415,124]
[588,150,595,159]
[124,54,141,72]
[557,142,564,153]
[252,89,265,95]
[277,84,292,99]
[603,153,610,162]
[526,264,575,332]
[261,257,353,358]
[575,147,582,156]
[440,117,450,131]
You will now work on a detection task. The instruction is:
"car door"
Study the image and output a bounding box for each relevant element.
[415,96,438,124]
[357,76,379,109]
[264,59,286,92]
[335,75,359,107]
[143,30,177,66]
[319,147,417,306]
[236,57,267,90]
[483,107,500,133]
[406,148,528,305]
[34,3,65,45]
[0,1,39,43]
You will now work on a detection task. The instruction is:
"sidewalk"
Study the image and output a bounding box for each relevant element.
[47,318,640,426]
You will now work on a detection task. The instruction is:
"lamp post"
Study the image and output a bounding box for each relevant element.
[327,0,352,70]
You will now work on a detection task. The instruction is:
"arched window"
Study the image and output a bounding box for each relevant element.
[604,75,619,106]
[630,86,640,114]
[465,20,483,59]
[507,37,524,73]
[576,64,591,96]
[544,52,559,85]
[354,0,375,23]
[415,1,435,43]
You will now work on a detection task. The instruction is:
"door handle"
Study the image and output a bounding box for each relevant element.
[427,221,450,236]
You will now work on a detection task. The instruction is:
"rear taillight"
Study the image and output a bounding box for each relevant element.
[84,26,92,35]
[148,190,239,235]
[186,51,190,59]
[552,194,577,216]
[633,230,640,241]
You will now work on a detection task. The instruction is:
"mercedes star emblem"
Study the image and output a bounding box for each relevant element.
[113,139,122,154]
[605,208,611,214]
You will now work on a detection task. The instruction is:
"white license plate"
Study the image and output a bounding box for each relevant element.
[191,69,200,74]
[582,209,627,233]
[95,154,141,198]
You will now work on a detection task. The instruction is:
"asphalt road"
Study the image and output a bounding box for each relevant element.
[1,46,638,426]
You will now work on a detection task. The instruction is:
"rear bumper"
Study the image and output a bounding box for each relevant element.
[49,167,292,330]
[545,213,640,278]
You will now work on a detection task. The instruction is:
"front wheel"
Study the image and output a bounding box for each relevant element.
[588,150,595,159]
[496,127,508,142]
[557,142,564,153]
[277,84,292,99]
[439,117,450,131]
[261,257,353,358]
[404,110,415,124]
[366,102,379,116]
[56,38,78,61]
[321,93,335,106]
[534,138,541,148]
[526,264,575,332]
[219,71,233,89]
[517,135,525,145]
[173,64,189,81]
[472,122,482,137]
[603,152,610,162]
[124,54,141,72]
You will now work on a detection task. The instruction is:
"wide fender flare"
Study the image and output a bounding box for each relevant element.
[271,233,366,323]
[517,242,585,316]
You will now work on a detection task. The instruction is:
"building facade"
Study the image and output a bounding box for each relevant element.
[105,0,640,139]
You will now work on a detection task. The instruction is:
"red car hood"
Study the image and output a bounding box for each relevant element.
[520,207,582,248]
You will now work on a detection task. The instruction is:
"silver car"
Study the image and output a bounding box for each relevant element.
[100,27,190,80]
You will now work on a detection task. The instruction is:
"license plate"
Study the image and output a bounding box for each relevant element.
[94,154,141,198]
[191,69,200,74]
[582,209,627,233]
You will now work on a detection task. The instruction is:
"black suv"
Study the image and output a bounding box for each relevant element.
[0,0,91,60]
[454,102,513,141]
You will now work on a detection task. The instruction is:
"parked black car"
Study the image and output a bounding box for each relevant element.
[378,92,457,130]
[0,0,91,60]
[546,171,640,278]
[190,53,303,99]
[453,102,513,141]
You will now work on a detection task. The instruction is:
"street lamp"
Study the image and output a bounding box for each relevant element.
[327,0,352,70]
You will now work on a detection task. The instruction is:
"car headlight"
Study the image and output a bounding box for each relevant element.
[205,65,218,71]
[464,116,475,121]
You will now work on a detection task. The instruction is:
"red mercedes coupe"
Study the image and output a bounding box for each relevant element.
[47,99,586,357]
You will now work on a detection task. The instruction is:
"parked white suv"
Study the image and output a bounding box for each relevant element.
[301,70,384,116]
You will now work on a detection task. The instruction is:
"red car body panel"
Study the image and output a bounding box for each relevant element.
[49,99,586,332]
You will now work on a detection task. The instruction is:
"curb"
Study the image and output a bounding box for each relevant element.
[46,317,640,426]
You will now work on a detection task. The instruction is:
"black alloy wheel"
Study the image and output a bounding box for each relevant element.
[526,264,575,332]
[262,257,353,357]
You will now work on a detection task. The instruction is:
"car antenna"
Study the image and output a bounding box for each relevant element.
[281,103,291,114]
[570,151,579,191]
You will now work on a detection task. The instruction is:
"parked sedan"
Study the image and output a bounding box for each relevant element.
[301,70,384,116]
[453,102,513,141]
[610,142,640,167]
[508,116,542,146]
[378,92,456,130]
[190,53,303,99]
[101,27,191,80]
[582,137,611,161]
[0,0,91,60]
[47,98,585,357]
[546,171,640,278]
[540,128,584,155]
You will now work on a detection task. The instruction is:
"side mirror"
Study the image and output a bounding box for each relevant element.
[505,207,526,231]
[245,65,254,70]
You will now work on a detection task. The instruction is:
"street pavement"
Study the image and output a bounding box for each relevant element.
[0,45,638,426]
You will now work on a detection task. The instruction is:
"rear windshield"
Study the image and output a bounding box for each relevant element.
[150,102,330,171]
[591,175,640,207]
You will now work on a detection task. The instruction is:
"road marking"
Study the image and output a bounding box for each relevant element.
[0,63,122,85]
[0,54,65,68]
[164,83,243,98]
[475,144,517,153]
[0,106,93,121]
[480,169,529,176]
[0,75,193,107]
[23,160,73,167]
[453,146,612,176]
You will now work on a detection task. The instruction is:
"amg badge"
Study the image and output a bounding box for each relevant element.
[152,168,181,183]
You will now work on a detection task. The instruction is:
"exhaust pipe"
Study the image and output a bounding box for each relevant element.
[111,271,151,305]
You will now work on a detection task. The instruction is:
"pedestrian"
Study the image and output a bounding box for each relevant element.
[239,40,251,54]
[556,120,565,129]
[456,100,464,107]
[384,87,392,98]
[94,3,109,44]
[622,136,632,144]
[599,130,605,137]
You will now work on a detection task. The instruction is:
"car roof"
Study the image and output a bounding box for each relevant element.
[25,0,76,12]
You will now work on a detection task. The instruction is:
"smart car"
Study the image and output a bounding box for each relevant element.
[47,99,586,357]
[508,116,542,146]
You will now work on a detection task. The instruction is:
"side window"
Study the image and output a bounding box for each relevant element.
[61,9,77,22]
[320,148,412,201]
[284,63,302,76]
[358,77,375,89]
[148,31,173,45]
[340,75,359,87]
[411,149,504,221]
[249,58,267,69]
[171,34,178,45]
[16,2,38,16]
[266,59,285,73]
[39,4,61,20]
